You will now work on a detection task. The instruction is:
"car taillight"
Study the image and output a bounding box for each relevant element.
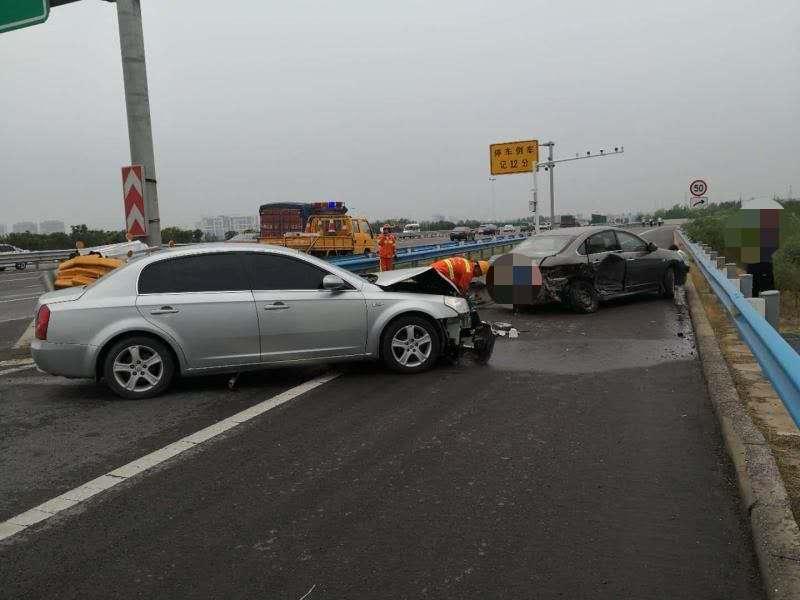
[35,305,51,340]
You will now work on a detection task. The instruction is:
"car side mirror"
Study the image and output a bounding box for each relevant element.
[646,242,657,252]
[322,274,347,291]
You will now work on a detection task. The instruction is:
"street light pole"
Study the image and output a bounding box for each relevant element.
[116,0,161,247]
[488,176,497,221]
[547,142,555,229]
[536,141,556,228]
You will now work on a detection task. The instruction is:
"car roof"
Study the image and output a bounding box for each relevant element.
[82,242,370,296]
[538,225,619,236]
[130,243,319,268]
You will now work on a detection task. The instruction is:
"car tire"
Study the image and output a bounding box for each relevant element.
[14,263,26,271]
[381,315,440,374]
[568,280,599,314]
[103,335,175,399]
[661,267,676,299]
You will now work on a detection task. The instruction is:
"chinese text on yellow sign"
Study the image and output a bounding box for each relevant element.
[489,140,539,175]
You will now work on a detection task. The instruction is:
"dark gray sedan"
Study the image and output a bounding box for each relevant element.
[487,226,689,313]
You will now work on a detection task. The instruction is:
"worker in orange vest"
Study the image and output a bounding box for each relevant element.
[377,224,397,271]
[378,225,397,271]
[432,257,489,296]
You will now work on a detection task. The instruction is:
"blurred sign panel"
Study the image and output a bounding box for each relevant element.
[490,140,538,175]
[0,0,48,34]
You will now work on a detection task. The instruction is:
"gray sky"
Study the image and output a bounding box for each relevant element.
[1,0,798,230]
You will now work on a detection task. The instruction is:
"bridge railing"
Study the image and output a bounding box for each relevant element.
[0,234,528,274]
[678,228,800,427]
[330,234,527,273]
[0,249,75,270]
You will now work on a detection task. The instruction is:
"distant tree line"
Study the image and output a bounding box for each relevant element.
[1,225,204,250]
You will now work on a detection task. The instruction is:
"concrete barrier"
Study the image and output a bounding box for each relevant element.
[748,297,766,317]
[740,274,753,298]
[761,290,780,329]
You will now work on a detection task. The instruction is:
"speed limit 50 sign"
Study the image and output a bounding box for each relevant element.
[689,179,708,197]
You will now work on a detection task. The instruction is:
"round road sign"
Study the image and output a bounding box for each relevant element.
[689,179,708,197]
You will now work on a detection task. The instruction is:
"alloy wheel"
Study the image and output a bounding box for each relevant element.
[390,324,433,367]
[112,344,164,393]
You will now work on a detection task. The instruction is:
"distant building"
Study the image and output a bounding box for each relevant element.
[0,223,6,236]
[39,220,65,234]
[197,215,258,241]
[13,221,38,234]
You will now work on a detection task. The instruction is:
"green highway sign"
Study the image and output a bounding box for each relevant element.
[0,0,49,34]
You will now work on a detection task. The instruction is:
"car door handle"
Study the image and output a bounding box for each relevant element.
[263,302,290,310]
[150,306,179,315]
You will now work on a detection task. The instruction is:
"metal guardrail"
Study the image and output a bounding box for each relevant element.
[0,234,528,273]
[0,249,74,270]
[330,234,527,272]
[678,229,800,427]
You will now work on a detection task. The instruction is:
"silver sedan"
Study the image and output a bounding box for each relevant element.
[31,244,475,399]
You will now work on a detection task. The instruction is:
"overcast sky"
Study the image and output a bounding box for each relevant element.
[1,0,798,230]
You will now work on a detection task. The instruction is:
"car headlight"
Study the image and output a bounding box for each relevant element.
[444,296,469,314]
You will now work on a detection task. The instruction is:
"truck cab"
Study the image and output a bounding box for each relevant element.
[305,215,376,255]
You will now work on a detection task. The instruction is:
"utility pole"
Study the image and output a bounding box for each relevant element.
[547,142,555,228]
[531,169,540,234]
[116,0,161,247]
[536,141,556,228]
[488,177,497,221]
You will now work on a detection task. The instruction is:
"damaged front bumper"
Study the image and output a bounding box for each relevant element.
[442,311,496,364]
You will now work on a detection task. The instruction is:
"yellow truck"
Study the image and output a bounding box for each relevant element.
[258,202,377,256]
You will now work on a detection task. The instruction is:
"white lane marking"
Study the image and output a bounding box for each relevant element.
[0,358,34,367]
[0,371,341,542]
[0,296,39,304]
[0,364,35,376]
[0,283,42,294]
[0,292,41,302]
[0,317,34,324]
[12,319,35,349]
[639,227,660,237]
[0,274,41,282]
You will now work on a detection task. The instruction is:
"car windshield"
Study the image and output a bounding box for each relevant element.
[514,234,576,256]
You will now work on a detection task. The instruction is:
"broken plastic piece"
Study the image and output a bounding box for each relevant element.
[227,372,241,391]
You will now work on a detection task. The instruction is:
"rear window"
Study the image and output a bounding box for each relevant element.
[138,254,249,293]
[515,234,575,256]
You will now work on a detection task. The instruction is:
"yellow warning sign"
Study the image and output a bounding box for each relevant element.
[490,140,538,175]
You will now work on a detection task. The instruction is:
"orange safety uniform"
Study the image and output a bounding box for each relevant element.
[432,257,476,295]
[377,231,397,271]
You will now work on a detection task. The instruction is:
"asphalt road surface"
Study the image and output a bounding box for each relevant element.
[0,268,44,352]
[0,226,765,599]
